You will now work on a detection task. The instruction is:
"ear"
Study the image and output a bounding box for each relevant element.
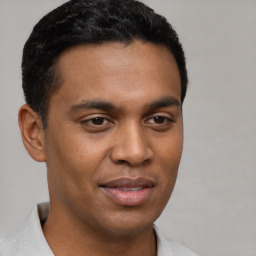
[18,104,46,162]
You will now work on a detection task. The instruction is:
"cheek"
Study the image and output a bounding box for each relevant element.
[45,131,99,194]
[154,130,183,189]
[156,127,183,163]
[47,128,102,167]
[45,127,117,202]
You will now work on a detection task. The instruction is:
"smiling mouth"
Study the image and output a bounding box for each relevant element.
[100,177,154,206]
[117,187,144,191]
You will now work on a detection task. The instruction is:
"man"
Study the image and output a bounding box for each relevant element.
[0,0,198,255]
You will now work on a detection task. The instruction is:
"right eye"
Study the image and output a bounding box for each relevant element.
[80,116,114,132]
[86,117,108,125]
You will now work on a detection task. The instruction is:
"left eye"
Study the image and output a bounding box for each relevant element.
[147,116,173,125]
[151,116,167,124]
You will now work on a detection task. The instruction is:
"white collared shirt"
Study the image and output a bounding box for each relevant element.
[0,203,198,256]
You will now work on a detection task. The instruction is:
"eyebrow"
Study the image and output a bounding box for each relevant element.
[147,96,181,110]
[69,96,181,114]
[70,100,116,113]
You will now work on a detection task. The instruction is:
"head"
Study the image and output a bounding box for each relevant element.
[19,0,188,238]
[22,0,187,128]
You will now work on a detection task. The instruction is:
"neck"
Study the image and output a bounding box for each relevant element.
[42,203,157,256]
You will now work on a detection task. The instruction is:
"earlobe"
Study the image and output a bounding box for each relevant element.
[18,104,46,162]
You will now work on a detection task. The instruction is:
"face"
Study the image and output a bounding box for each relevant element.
[43,40,183,236]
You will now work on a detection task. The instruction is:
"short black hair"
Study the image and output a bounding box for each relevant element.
[22,0,188,128]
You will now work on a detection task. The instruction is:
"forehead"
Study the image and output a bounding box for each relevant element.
[52,40,181,109]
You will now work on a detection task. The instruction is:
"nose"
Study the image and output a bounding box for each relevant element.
[110,123,153,167]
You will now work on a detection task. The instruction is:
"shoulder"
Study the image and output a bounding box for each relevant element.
[0,225,26,255]
[0,203,53,256]
[165,240,199,256]
[154,226,199,256]
[0,217,35,255]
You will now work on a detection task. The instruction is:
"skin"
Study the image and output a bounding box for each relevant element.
[19,40,183,256]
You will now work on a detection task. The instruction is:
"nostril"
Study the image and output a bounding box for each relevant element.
[142,158,151,165]
[117,159,128,165]
[115,158,151,167]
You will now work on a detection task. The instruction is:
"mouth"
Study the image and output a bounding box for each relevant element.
[100,177,154,206]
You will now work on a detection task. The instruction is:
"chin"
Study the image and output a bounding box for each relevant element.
[92,208,159,238]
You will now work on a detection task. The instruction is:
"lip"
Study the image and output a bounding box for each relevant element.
[100,177,154,206]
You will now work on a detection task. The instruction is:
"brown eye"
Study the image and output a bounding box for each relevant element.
[146,116,173,125]
[91,117,105,125]
[81,116,114,132]
[153,116,166,124]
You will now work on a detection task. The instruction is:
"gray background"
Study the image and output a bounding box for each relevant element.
[0,1,255,255]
